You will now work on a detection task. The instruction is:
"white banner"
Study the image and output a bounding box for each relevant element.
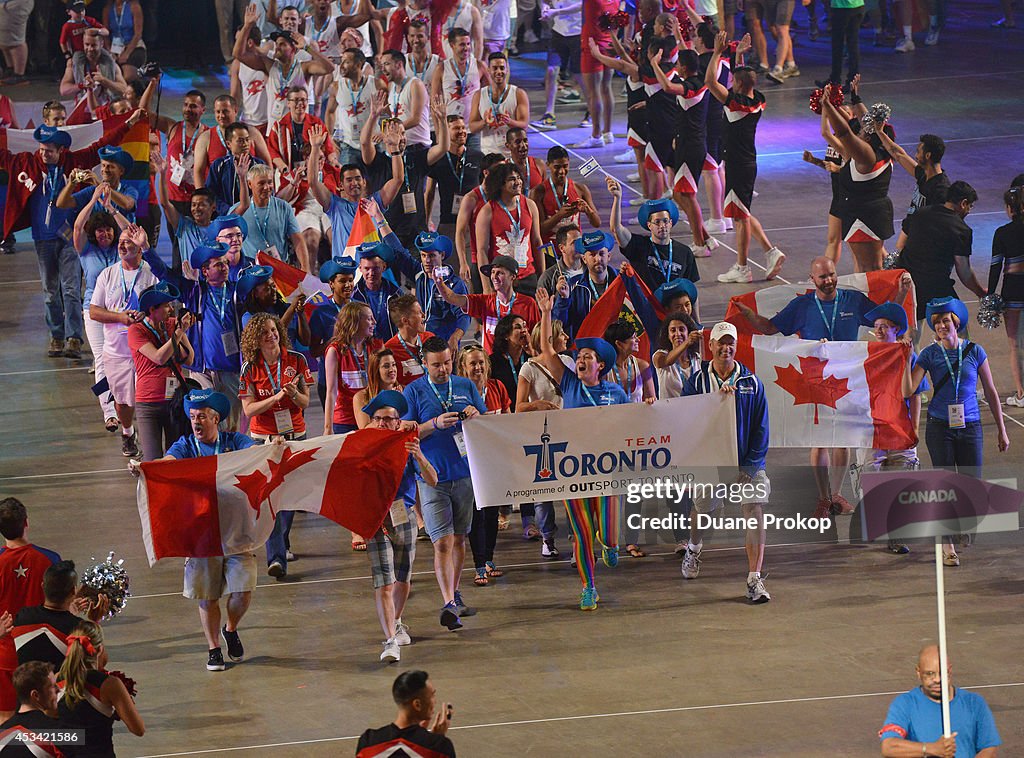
[464,394,738,506]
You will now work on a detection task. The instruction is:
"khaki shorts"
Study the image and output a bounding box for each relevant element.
[295,194,331,234]
[0,0,34,48]
[183,553,257,600]
[104,351,136,407]
[692,469,771,513]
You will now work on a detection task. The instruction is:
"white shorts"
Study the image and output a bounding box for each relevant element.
[692,469,771,513]
[295,194,331,234]
[103,351,136,407]
[183,553,257,600]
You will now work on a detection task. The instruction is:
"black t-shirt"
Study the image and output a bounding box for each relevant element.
[363,149,426,239]
[489,351,527,411]
[622,234,700,292]
[0,710,69,757]
[13,606,80,670]
[674,75,709,147]
[898,204,972,318]
[289,120,306,168]
[722,90,765,165]
[356,723,456,757]
[908,166,950,215]
[426,149,483,225]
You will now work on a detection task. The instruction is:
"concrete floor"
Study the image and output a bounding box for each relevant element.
[2,0,1023,754]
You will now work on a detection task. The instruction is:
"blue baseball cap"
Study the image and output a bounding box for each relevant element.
[361,389,409,417]
[138,281,180,313]
[205,214,248,241]
[319,257,358,283]
[183,389,231,421]
[575,337,617,373]
[637,198,679,229]
[235,265,274,304]
[574,230,615,255]
[98,145,134,174]
[925,297,969,331]
[865,302,909,336]
[356,240,394,264]
[414,231,454,257]
[654,278,698,307]
[190,242,231,271]
[33,125,72,149]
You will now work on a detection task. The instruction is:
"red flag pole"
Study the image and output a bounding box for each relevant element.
[934,536,952,736]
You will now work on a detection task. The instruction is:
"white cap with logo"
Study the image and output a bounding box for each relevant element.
[709,322,738,342]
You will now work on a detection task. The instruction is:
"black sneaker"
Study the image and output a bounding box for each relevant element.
[222,626,244,661]
[440,602,463,631]
[453,590,476,617]
[121,431,140,458]
[207,648,226,671]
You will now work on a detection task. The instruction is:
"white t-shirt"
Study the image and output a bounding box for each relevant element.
[481,0,512,41]
[519,355,575,408]
[333,71,379,148]
[441,56,481,118]
[238,62,268,126]
[90,262,158,358]
[478,84,519,156]
[551,0,582,37]
[654,350,700,400]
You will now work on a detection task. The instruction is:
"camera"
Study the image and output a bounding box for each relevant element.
[69,168,96,186]
[456,410,469,421]
[435,265,452,278]
[137,61,162,78]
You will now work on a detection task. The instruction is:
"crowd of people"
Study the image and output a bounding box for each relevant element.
[0,0,1019,755]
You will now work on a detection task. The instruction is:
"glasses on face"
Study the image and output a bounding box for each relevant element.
[649,218,672,227]
[371,415,401,427]
[220,232,245,241]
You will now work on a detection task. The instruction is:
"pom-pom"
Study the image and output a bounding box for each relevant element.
[79,552,130,621]
[679,14,695,41]
[862,102,891,134]
[106,670,138,698]
[809,85,844,115]
[882,250,901,270]
[809,88,823,114]
[978,294,1006,330]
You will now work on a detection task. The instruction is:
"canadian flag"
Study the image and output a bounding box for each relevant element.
[136,430,411,565]
[747,335,916,450]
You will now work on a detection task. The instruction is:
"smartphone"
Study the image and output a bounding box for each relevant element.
[446,704,453,722]
[435,265,452,278]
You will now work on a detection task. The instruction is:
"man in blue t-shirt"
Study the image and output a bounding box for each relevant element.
[879,644,1000,758]
[162,390,258,673]
[736,256,914,520]
[402,337,486,632]
[56,145,139,223]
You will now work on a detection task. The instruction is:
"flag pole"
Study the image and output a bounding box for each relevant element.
[934,536,952,736]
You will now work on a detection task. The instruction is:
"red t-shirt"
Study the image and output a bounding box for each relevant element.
[128,320,177,403]
[239,350,315,435]
[59,17,103,53]
[465,293,540,354]
[384,331,435,387]
[482,378,511,413]
[326,339,384,427]
[487,195,537,279]
[0,544,60,670]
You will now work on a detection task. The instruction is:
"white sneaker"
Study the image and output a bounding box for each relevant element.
[393,621,411,646]
[746,575,771,603]
[523,29,540,44]
[724,217,734,231]
[718,263,753,283]
[1006,393,1024,408]
[766,65,786,84]
[692,243,713,258]
[625,172,641,183]
[704,235,721,251]
[602,131,615,145]
[571,136,604,149]
[615,150,636,164]
[705,218,728,235]
[765,246,786,280]
[381,637,401,662]
[925,27,939,45]
[895,36,915,52]
[681,546,701,579]
[629,196,648,206]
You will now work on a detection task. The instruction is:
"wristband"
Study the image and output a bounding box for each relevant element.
[432,417,439,430]
[850,93,863,105]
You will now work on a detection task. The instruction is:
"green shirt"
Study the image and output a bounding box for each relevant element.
[831,0,865,7]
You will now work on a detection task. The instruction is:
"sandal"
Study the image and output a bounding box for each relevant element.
[474,569,489,586]
[497,514,510,531]
[625,544,647,558]
[484,561,504,578]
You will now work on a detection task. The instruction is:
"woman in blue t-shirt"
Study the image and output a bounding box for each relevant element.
[533,288,629,611]
[904,297,1009,564]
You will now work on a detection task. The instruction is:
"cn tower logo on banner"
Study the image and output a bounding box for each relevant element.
[523,417,569,483]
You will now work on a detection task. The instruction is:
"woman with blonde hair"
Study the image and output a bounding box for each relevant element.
[57,621,145,755]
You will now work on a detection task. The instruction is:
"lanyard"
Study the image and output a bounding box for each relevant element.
[364,287,387,326]
[420,278,436,321]
[498,196,521,239]
[278,58,299,99]
[310,15,331,41]
[495,292,516,319]
[447,152,465,193]
[506,353,524,382]
[651,240,673,283]
[349,342,368,373]
[427,376,454,411]
[209,283,229,323]
[410,54,430,81]
[264,355,283,393]
[940,341,964,403]
[587,275,607,303]
[709,363,739,391]
[522,158,531,189]
[119,265,140,307]
[113,1,129,37]
[44,165,63,205]
[813,292,841,340]
[346,76,367,118]
[216,126,226,149]
[142,318,167,343]
[579,382,600,407]
[488,85,506,120]
[192,434,221,457]
[446,0,465,32]
[181,122,200,156]
[398,333,423,366]
[612,358,634,395]
[97,245,117,269]
[252,203,272,246]
[549,178,570,209]
[450,58,469,93]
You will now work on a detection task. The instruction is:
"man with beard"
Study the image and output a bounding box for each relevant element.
[325,47,379,167]
[426,115,481,241]
[468,53,529,158]
[59,29,130,106]
[193,95,272,190]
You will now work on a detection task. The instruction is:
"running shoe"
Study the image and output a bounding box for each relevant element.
[556,90,582,104]
[579,586,598,611]
[571,135,603,149]
[542,539,559,558]
[925,27,940,45]
[681,546,701,579]
[813,497,832,520]
[718,263,752,283]
[578,112,592,128]
[531,113,557,131]
[830,494,855,515]
[888,540,911,555]
[615,149,636,164]
[453,590,476,617]
[601,546,619,568]
[626,172,641,182]
[765,246,787,280]
[380,637,401,663]
[602,131,615,145]
[746,575,771,603]
[766,65,786,85]
[724,217,734,231]
[705,217,728,235]
[1005,393,1024,407]
[206,648,226,671]
[895,37,915,53]
[121,431,140,458]
[692,243,713,258]
[440,602,463,630]
[48,337,63,357]
[267,560,285,578]
[782,62,801,78]
[222,626,244,661]
[63,338,82,359]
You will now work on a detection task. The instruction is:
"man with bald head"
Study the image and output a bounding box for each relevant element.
[879,644,1000,757]
[736,256,913,520]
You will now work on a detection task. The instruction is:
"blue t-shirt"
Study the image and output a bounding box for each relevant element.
[198,282,241,373]
[72,184,138,223]
[402,375,487,483]
[770,290,876,341]
[29,172,72,241]
[559,370,630,409]
[241,197,300,259]
[879,687,1000,757]
[917,341,987,423]
[176,216,214,266]
[327,191,383,257]
[79,243,118,305]
[166,431,257,459]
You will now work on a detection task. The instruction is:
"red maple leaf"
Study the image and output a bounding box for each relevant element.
[774,355,851,424]
[233,446,321,520]
[234,469,270,519]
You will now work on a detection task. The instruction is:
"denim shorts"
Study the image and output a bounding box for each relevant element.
[418,477,475,541]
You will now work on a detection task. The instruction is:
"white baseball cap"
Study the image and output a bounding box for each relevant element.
[709,322,738,342]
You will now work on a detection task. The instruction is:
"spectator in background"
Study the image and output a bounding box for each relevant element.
[60,29,130,107]
[0,0,34,85]
[59,1,105,59]
[826,0,865,88]
[105,0,148,83]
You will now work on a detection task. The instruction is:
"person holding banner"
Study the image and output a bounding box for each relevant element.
[903,297,1009,567]
[535,287,629,611]
[552,230,619,344]
[879,644,1001,758]
[680,321,773,604]
[161,389,260,672]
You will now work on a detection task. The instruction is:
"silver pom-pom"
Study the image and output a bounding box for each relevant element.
[80,552,131,621]
[882,250,901,270]
[978,294,1006,330]
[862,102,892,134]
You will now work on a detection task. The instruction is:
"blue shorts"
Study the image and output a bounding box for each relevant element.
[418,477,475,541]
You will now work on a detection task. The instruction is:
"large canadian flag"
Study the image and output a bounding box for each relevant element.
[136,430,411,565]
[748,335,916,449]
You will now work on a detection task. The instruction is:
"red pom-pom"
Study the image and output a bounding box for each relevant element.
[809,88,823,114]
[829,85,845,109]
[107,670,138,698]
